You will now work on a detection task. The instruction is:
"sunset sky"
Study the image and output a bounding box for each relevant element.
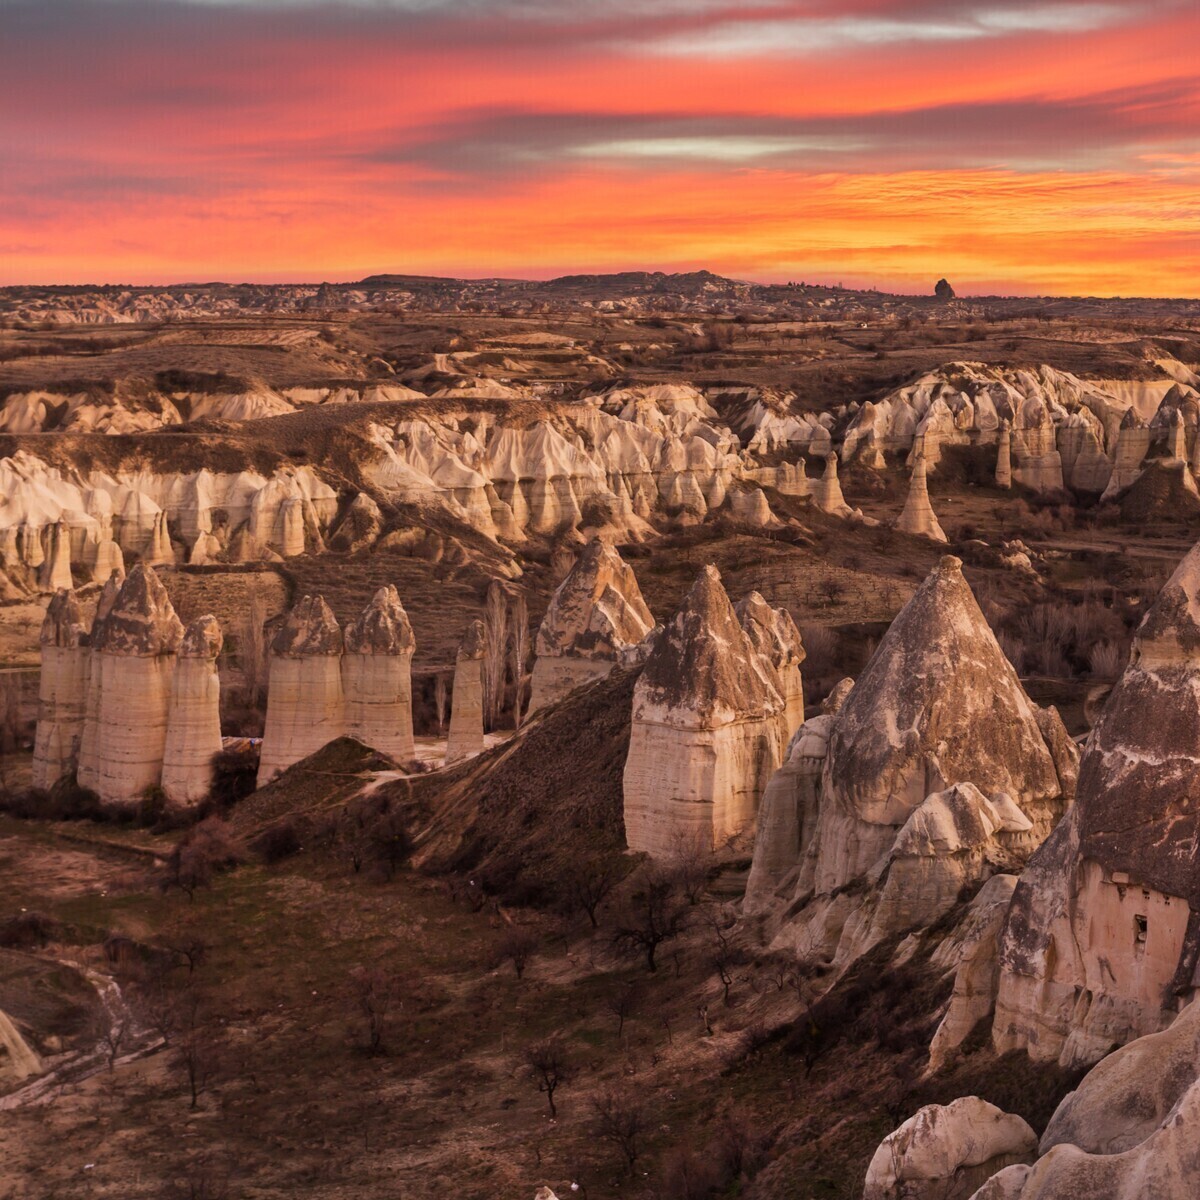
[2,0,1197,294]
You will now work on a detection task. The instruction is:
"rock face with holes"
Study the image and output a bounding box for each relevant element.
[90,564,185,809]
[993,539,1200,1068]
[753,557,1076,970]
[257,596,345,786]
[864,1098,1037,1200]
[31,588,90,790]
[341,585,416,763]
[528,539,654,713]
[446,620,486,766]
[623,565,789,855]
[161,615,224,809]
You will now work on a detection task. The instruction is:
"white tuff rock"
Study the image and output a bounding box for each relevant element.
[342,586,416,762]
[446,620,486,765]
[161,615,224,809]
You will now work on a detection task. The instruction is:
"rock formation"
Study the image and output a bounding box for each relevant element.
[256,596,345,786]
[76,569,124,793]
[623,565,788,855]
[0,1007,41,1088]
[446,620,486,765]
[31,589,89,790]
[966,1001,1200,1198]
[752,556,1076,969]
[528,539,654,713]
[811,453,852,517]
[161,615,224,809]
[735,591,805,734]
[993,539,1200,1066]
[935,278,956,301]
[90,564,185,809]
[864,1098,1036,1200]
[342,585,416,762]
[896,456,948,542]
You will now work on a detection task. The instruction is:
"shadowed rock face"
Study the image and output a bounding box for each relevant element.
[180,613,223,661]
[529,538,654,713]
[994,539,1200,1067]
[446,620,486,765]
[736,590,806,734]
[624,565,789,854]
[32,589,91,790]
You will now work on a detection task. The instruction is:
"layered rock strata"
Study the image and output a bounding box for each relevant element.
[161,615,224,808]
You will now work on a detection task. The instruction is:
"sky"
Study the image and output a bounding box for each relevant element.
[1,0,1198,294]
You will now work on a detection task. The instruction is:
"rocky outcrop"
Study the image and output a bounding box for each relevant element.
[528,539,654,713]
[896,456,948,542]
[161,615,224,809]
[993,539,1200,1067]
[967,1001,1200,1199]
[90,564,185,809]
[256,596,344,786]
[445,620,485,765]
[31,589,89,790]
[755,556,1075,969]
[342,586,416,762]
[328,492,383,553]
[811,454,852,517]
[864,1098,1036,1200]
[623,565,788,855]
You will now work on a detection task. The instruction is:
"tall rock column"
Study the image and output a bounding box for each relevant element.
[76,570,125,793]
[736,590,806,736]
[446,620,486,766]
[91,565,184,811]
[256,595,344,786]
[895,456,948,542]
[623,565,787,855]
[996,421,1013,489]
[342,585,416,762]
[31,589,89,790]
[528,538,654,713]
[161,615,224,810]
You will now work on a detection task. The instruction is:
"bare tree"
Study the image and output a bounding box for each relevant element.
[172,988,222,1109]
[523,1036,573,1119]
[563,855,621,928]
[605,982,639,1038]
[590,1086,650,1175]
[494,927,539,980]
[349,965,399,1055]
[610,865,691,973]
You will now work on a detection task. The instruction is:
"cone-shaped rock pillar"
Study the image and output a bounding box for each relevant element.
[896,456,948,542]
[38,522,73,593]
[811,453,851,516]
[91,564,184,810]
[623,565,788,855]
[446,620,486,766]
[996,422,1012,489]
[736,590,806,735]
[342,586,416,762]
[161,615,224,810]
[257,595,344,786]
[529,539,654,713]
[31,589,89,790]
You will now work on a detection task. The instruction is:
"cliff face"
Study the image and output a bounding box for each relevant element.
[623,565,788,855]
[994,539,1200,1067]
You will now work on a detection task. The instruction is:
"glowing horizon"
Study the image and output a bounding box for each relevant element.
[2,0,1198,296]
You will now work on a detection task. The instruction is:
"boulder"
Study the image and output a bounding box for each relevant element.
[864,1098,1035,1200]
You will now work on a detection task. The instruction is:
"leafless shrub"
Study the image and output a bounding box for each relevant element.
[160,818,243,899]
[610,864,691,973]
[590,1086,651,1174]
[1089,640,1125,679]
[494,926,539,980]
[523,1035,573,1119]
